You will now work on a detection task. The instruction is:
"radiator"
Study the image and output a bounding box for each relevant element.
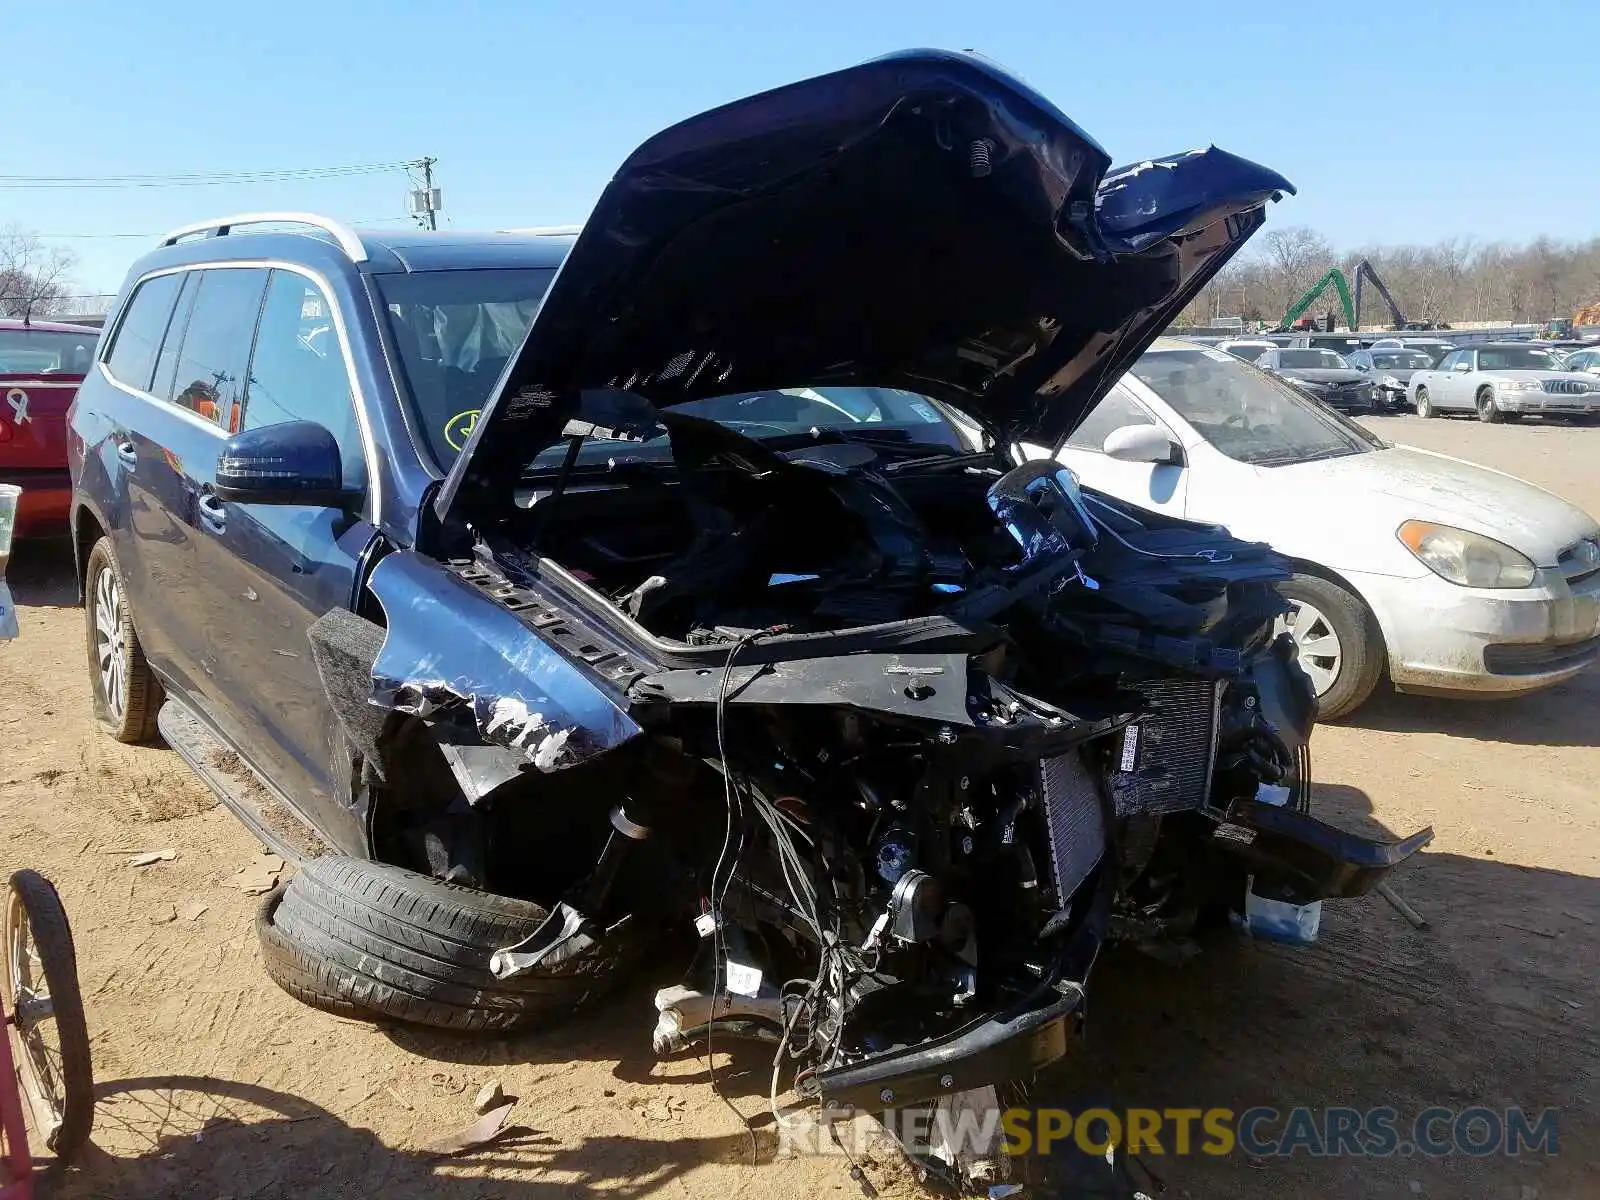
[1037,750,1106,907]
[1112,678,1224,817]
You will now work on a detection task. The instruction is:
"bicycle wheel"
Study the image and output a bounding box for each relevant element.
[3,870,94,1158]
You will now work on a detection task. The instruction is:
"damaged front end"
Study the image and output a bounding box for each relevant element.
[319,48,1431,1196]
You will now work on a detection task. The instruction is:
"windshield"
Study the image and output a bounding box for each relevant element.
[526,386,968,472]
[0,328,98,375]
[1372,351,1434,370]
[1477,346,1567,372]
[377,267,558,466]
[1279,349,1350,369]
[1132,348,1383,467]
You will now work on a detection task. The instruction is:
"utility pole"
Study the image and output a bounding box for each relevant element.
[408,157,441,231]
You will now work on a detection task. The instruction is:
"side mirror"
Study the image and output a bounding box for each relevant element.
[215,420,347,506]
[1103,424,1181,466]
[1452,362,1471,372]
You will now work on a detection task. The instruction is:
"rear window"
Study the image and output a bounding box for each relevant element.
[104,273,185,392]
[0,328,98,375]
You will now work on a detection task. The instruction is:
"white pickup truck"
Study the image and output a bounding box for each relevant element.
[1408,342,1600,422]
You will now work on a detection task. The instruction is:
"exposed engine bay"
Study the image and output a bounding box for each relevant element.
[342,408,1432,1193]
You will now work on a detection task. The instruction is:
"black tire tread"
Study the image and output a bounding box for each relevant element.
[255,858,638,1033]
[5,870,95,1158]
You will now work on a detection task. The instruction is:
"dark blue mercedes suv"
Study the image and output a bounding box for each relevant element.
[65,52,1422,1131]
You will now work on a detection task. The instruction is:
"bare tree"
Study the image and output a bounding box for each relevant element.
[0,227,79,318]
[1256,226,1334,318]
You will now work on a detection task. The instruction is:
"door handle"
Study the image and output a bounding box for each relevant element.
[115,440,137,468]
[198,491,227,534]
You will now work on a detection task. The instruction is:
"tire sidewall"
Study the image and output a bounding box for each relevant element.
[1415,387,1431,418]
[1277,574,1383,720]
[83,539,155,742]
[1476,389,1500,423]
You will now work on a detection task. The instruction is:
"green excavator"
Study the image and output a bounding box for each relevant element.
[1274,259,1443,332]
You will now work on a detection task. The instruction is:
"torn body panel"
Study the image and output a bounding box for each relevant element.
[365,550,643,771]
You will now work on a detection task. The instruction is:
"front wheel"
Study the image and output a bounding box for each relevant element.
[1415,387,1434,418]
[1476,388,1502,423]
[1275,574,1384,720]
[3,870,95,1159]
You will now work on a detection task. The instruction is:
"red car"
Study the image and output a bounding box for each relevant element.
[0,318,100,538]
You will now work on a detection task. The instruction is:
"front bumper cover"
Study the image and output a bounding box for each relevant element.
[809,989,1082,1110]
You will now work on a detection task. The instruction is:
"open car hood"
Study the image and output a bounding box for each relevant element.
[438,49,1293,526]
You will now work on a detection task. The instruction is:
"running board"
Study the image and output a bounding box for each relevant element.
[156,700,335,865]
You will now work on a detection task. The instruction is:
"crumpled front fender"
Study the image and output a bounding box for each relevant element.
[365,550,642,770]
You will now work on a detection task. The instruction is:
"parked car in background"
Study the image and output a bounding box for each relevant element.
[1254,346,1377,412]
[1397,337,1455,363]
[0,319,100,538]
[1562,346,1600,376]
[1216,337,1278,361]
[1348,346,1438,411]
[1043,340,1600,717]
[1408,343,1600,422]
[1285,332,1367,356]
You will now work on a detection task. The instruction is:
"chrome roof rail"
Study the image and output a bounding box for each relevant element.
[500,225,584,236]
[158,212,369,263]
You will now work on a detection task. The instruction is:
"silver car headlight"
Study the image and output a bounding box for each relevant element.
[1494,379,1540,392]
[1398,520,1537,589]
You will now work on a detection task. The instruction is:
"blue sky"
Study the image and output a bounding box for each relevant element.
[5,0,1595,297]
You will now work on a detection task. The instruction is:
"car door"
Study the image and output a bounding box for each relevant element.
[94,268,224,701]
[190,267,377,852]
[1431,350,1462,409]
[1054,382,1189,516]
[1444,349,1477,409]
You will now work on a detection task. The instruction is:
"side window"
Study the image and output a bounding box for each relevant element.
[1066,384,1160,452]
[244,270,366,489]
[151,272,200,403]
[103,273,184,392]
[170,268,269,429]
[1438,351,1461,371]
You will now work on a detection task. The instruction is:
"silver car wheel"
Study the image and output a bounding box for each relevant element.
[1276,599,1343,696]
[93,566,128,720]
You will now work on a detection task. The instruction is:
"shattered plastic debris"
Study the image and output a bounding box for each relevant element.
[416,1099,518,1159]
[474,1079,506,1113]
[127,849,177,867]
[225,854,285,895]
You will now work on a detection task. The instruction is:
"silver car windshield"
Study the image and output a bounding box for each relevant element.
[1133,348,1385,467]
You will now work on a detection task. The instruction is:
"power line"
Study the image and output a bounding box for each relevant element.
[0,160,413,190]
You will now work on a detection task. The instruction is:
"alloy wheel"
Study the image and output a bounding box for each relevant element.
[92,566,127,720]
[1275,599,1343,696]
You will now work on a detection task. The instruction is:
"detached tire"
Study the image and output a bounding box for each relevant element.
[256,857,638,1033]
[1277,573,1384,721]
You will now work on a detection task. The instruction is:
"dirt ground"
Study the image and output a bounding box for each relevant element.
[3,415,1597,1199]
